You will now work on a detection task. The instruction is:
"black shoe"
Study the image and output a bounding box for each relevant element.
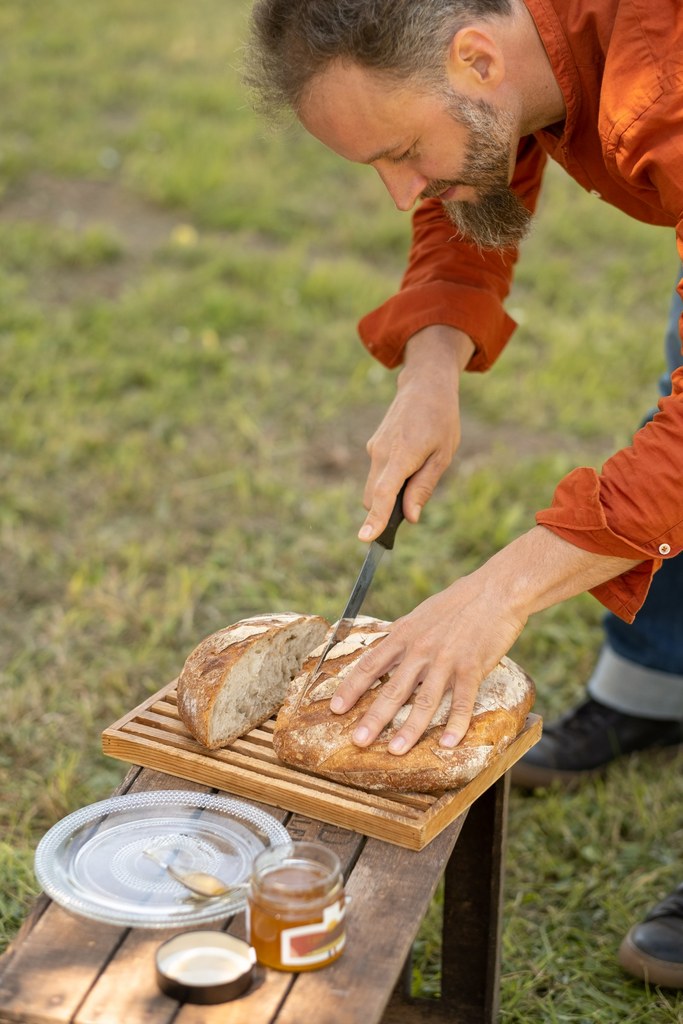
[510,698,683,788]
[619,884,683,989]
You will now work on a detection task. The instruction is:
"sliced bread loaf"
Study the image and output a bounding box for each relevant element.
[177,612,330,749]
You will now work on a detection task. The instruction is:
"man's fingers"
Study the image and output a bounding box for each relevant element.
[346,665,422,747]
[384,675,451,754]
[385,673,479,755]
[330,635,402,715]
[358,477,409,541]
[438,688,479,749]
[407,451,452,515]
[335,648,481,756]
[358,510,387,542]
[361,448,451,540]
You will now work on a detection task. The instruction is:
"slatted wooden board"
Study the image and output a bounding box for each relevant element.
[102,682,541,850]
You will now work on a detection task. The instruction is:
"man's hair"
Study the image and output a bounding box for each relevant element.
[244,0,513,119]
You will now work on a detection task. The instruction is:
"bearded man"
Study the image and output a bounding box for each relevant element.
[245,0,683,988]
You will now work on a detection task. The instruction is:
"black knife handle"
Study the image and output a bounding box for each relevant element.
[375,480,408,550]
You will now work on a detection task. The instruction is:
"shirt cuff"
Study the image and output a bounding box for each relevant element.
[535,466,665,622]
[357,281,516,371]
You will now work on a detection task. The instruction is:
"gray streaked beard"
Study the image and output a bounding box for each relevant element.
[440,95,532,251]
[442,184,531,250]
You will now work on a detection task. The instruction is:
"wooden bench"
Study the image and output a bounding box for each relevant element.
[0,761,514,1024]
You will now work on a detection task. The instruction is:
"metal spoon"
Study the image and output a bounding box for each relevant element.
[143,847,245,899]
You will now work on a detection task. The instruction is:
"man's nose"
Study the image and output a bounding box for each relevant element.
[375,165,429,212]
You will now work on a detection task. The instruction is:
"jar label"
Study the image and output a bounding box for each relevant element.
[280,900,346,967]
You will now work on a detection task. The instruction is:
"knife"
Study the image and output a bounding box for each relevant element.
[294,481,408,708]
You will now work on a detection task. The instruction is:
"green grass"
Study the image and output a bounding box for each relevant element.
[1,2,682,1020]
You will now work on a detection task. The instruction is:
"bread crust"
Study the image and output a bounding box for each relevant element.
[273,617,536,792]
[177,612,330,749]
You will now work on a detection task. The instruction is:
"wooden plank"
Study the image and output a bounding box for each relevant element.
[272,815,467,1024]
[440,775,508,1024]
[0,750,511,1024]
[72,795,298,1024]
[0,905,127,1024]
[74,811,367,1024]
[108,719,430,818]
[171,814,365,1024]
[102,732,429,848]
[134,712,189,735]
[104,682,177,732]
[102,684,542,850]
[413,721,539,847]
[0,771,200,1024]
[1,762,502,1024]
[122,725,433,817]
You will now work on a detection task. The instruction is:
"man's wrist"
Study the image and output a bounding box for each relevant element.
[403,325,475,374]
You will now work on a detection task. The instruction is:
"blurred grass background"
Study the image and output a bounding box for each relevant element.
[1,1,682,1020]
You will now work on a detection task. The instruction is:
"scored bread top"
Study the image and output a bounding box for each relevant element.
[274,617,535,792]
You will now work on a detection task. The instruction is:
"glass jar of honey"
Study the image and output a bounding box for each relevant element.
[247,841,346,972]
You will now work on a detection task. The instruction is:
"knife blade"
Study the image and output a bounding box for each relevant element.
[295,481,408,708]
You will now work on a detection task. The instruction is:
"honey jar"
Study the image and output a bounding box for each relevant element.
[247,841,346,971]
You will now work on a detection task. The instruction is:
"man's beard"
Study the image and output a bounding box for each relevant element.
[422,95,531,251]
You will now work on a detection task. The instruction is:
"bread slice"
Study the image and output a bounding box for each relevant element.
[177,612,330,749]
[273,617,536,792]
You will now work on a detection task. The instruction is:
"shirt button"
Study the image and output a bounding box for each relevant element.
[589,189,602,198]
[659,543,671,555]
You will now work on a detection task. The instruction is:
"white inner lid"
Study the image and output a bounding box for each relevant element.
[158,932,254,987]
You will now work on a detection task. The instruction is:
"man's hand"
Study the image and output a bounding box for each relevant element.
[330,528,640,752]
[331,575,525,752]
[358,325,475,541]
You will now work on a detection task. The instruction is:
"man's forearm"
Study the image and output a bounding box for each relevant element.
[477,525,641,621]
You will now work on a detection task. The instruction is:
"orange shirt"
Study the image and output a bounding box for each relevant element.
[358,0,683,622]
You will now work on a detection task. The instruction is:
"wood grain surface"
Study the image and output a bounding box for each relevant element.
[102,682,541,850]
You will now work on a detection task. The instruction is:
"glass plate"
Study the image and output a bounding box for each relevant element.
[34,790,290,928]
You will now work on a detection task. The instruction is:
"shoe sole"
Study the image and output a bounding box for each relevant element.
[509,761,603,790]
[618,929,683,989]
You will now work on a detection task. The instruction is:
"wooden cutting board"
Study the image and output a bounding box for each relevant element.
[102,682,541,850]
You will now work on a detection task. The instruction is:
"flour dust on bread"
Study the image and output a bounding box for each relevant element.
[177,612,330,749]
[273,617,536,792]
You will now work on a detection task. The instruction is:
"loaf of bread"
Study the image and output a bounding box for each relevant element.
[177,612,330,749]
[273,617,536,792]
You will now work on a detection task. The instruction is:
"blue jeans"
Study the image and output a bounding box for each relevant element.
[588,267,683,717]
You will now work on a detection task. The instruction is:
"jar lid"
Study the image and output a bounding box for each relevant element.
[156,931,255,1004]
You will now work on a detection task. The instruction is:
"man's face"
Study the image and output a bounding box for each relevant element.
[298,60,531,250]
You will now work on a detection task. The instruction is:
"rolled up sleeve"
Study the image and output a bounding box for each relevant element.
[537,366,683,621]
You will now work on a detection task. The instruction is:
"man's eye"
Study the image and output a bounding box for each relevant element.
[391,147,416,164]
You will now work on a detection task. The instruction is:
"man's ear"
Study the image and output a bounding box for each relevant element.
[446,27,505,93]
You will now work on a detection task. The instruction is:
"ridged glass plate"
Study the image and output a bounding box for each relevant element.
[34,790,290,928]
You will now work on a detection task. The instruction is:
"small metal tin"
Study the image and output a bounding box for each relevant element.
[156,931,255,1004]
